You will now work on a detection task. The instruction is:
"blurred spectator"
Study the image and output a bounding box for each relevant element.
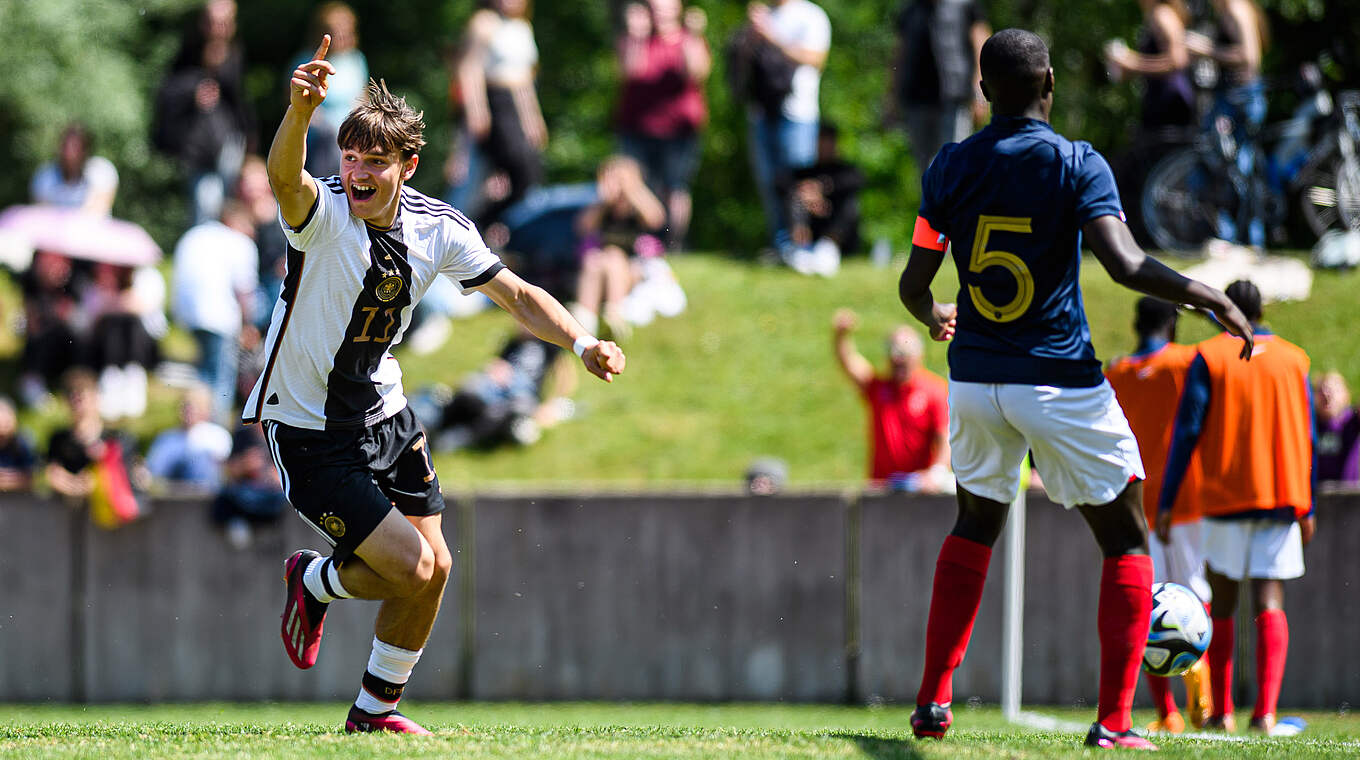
[737,0,831,255]
[1104,0,1196,131]
[457,0,547,228]
[572,156,666,340]
[145,385,233,494]
[171,200,259,422]
[1186,0,1270,248]
[29,123,118,217]
[212,424,287,550]
[1315,370,1360,485]
[16,251,85,408]
[616,0,711,251]
[0,398,37,492]
[745,456,789,495]
[44,369,136,500]
[886,0,989,175]
[425,329,576,451]
[290,2,368,177]
[153,0,251,225]
[82,263,161,421]
[778,121,864,277]
[237,155,288,328]
[832,309,951,492]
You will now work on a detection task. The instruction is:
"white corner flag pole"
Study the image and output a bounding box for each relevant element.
[1000,485,1026,721]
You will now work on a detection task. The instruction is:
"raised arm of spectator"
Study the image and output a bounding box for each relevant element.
[268,36,335,228]
[1084,215,1254,358]
[832,309,874,389]
[1188,1,1261,71]
[473,268,626,383]
[682,7,712,82]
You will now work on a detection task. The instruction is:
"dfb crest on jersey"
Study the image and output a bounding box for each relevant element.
[376,275,404,302]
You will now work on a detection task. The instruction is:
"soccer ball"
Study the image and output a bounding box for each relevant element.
[1142,582,1212,677]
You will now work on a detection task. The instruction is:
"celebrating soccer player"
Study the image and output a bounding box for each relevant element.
[250,36,624,734]
[897,29,1252,750]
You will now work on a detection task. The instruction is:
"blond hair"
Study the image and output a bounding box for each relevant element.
[337,79,426,159]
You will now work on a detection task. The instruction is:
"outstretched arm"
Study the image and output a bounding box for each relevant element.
[268,36,335,228]
[831,309,874,388]
[1084,214,1254,358]
[474,268,626,382]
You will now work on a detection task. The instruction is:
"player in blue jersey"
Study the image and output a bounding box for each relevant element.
[896,29,1253,750]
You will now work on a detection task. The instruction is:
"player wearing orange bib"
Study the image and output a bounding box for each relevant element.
[1105,297,1211,733]
[1158,280,1315,735]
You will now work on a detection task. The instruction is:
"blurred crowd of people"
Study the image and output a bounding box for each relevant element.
[0,0,1355,531]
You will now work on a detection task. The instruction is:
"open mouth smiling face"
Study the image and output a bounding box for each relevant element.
[340,146,416,224]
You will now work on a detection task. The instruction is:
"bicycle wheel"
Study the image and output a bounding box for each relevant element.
[1298,141,1360,237]
[1140,147,1218,252]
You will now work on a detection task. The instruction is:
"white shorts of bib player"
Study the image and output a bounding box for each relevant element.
[1203,519,1305,581]
[1150,521,1211,601]
[947,380,1145,508]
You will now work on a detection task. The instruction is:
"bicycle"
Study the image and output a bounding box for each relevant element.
[1140,64,1360,252]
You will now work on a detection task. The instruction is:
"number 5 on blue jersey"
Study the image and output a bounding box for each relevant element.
[968,216,1034,323]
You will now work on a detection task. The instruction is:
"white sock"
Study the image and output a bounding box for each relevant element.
[302,556,352,603]
[354,637,423,714]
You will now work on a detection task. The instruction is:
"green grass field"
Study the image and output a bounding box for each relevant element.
[9,251,1360,488]
[4,702,1358,759]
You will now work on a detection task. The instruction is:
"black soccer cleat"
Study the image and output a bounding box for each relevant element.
[910,702,953,739]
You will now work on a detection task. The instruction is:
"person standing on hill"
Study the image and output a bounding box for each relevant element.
[1105,297,1213,734]
[1158,280,1313,735]
[897,28,1252,749]
[257,36,623,735]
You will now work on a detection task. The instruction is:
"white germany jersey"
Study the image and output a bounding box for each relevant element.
[243,176,503,430]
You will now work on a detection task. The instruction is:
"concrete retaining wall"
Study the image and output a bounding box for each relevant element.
[0,491,1355,707]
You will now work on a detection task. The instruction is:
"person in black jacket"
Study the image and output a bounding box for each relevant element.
[778,121,863,276]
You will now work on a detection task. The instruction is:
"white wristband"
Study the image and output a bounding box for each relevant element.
[573,335,600,358]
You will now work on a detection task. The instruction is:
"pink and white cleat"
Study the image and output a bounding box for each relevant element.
[280,550,327,669]
[1085,722,1159,750]
[345,706,433,735]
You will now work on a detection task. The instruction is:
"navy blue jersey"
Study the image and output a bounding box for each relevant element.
[918,116,1124,387]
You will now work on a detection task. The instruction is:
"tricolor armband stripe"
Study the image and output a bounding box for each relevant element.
[912,216,949,251]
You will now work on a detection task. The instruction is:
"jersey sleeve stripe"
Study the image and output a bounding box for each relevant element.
[459,261,505,289]
[401,195,472,229]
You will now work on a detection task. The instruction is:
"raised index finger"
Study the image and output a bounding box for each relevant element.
[313,34,331,62]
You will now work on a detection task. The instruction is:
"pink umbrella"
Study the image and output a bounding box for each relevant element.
[0,205,161,267]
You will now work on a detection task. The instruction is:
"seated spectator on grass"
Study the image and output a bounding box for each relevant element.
[211,424,286,549]
[0,397,37,492]
[1315,370,1360,485]
[145,385,233,494]
[82,263,161,421]
[572,156,666,340]
[832,309,951,492]
[30,123,118,217]
[426,328,576,451]
[45,369,137,500]
[779,121,863,277]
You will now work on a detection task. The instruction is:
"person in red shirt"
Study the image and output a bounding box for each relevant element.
[833,308,950,490]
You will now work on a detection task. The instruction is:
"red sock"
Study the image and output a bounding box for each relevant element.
[916,535,992,707]
[1147,674,1178,720]
[1097,554,1153,733]
[1254,610,1288,719]
[1208,617,1235,718]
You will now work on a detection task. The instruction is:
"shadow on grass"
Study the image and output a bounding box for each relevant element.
[826,731,925,759]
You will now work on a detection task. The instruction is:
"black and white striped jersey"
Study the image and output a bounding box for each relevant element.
[243,176,504,430]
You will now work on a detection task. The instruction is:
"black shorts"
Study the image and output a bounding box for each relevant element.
[263,406,444,561]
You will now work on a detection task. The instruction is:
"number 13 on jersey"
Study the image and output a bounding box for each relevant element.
[968,215,1034,323]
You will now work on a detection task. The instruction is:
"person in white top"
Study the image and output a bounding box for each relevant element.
[171,201,259,422]
[30,123,119,216]
[263,36,623,735]
[744,0,831,255]
[456,0,547,227]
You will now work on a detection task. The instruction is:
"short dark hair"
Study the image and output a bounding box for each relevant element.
[1224,280,1263,322]
[1134,297,1179,337]
[337,79,426,159]
[979,29,1051,111]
